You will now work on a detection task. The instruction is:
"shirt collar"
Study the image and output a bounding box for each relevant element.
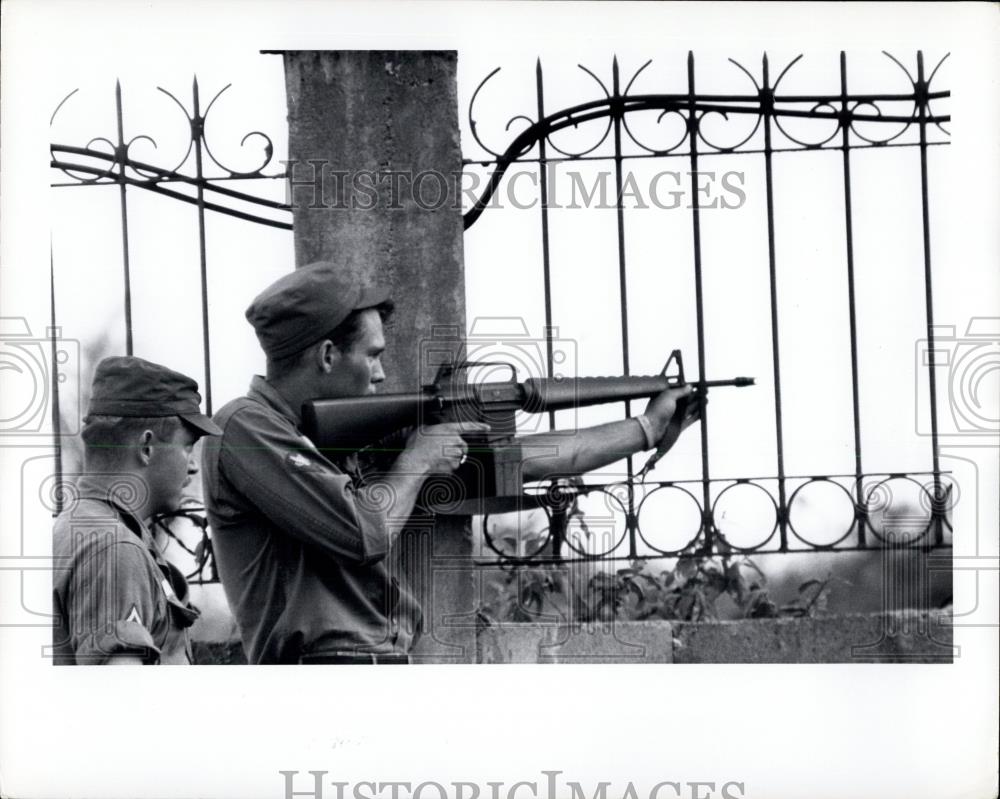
[72,474,157,548]
[248,375,302,428]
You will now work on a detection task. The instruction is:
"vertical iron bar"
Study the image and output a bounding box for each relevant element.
[192,77,214,415]
[49,241,64,516]
[611,57,637,559]
[916,51,943,545]
[839,52,866,548]
[686,51,713,555]
[761,54,789,551]
[536,60,555,432]
[114,80,134,355]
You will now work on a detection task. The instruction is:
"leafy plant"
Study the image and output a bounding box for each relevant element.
[478,551,839,626]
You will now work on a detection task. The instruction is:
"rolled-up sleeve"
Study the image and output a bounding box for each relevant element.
[68,542,162,664]
[218,404,391,565]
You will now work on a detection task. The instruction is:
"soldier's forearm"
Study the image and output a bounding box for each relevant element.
[517,417,650,481]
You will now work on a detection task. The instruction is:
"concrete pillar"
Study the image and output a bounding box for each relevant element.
[282,51,476,662]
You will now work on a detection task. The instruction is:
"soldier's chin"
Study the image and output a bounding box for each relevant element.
[154,494,185,518]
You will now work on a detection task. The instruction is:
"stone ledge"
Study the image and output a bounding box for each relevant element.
[672,610,953,663]
[191,611,953,664]
[476,621,674,664]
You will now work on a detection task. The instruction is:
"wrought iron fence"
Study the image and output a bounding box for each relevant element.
[461,51,952,565]
[49,77,291,415]
[48,50,952,578]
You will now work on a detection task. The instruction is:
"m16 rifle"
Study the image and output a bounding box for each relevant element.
[301,349,753,514]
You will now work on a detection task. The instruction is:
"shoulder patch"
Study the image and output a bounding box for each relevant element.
[286,451,317,471]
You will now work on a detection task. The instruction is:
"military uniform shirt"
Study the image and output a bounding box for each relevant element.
[52,481,200,665]
[201,376,422,664]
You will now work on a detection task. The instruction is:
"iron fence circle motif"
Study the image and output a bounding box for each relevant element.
[482,503,553,561]
[847,53,928,147]
[711,480,779,552]
[602,481,633,514]
[861,475,934,545]
[635,483,703,555]
[769,55,844,150]
[919,473,958,519]
[73,137,119,183]
[540,478,579,515]
[543,65,615,159]
[621,105,690,156]
[561,487,629,558]
[848,100,912,147]
[786,477,858,548]
[692,58,765,154]
[773,100,843,149]
[619,60,690,156]
[200,84,277,177]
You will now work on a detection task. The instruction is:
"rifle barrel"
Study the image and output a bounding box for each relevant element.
[522,374,754,413]
[697,377,756,388]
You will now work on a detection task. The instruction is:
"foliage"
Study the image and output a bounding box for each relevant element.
[478,552,840,626]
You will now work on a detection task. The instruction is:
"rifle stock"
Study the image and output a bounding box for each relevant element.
[301,392,435,454]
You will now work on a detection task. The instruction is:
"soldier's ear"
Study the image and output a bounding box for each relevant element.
[316,339,341,374]
[137,429,156,466]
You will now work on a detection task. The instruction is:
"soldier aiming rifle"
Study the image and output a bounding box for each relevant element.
[202,261,753,664]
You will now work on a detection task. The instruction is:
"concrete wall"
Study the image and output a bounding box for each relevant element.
[283,50,465,394]
[195,611,953,664]
[282,51,476,663]
[473,611,954,665]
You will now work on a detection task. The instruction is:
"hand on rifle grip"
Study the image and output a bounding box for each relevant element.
[400,421,490,474]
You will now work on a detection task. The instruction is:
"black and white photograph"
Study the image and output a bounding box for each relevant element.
[0,2,997,798]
